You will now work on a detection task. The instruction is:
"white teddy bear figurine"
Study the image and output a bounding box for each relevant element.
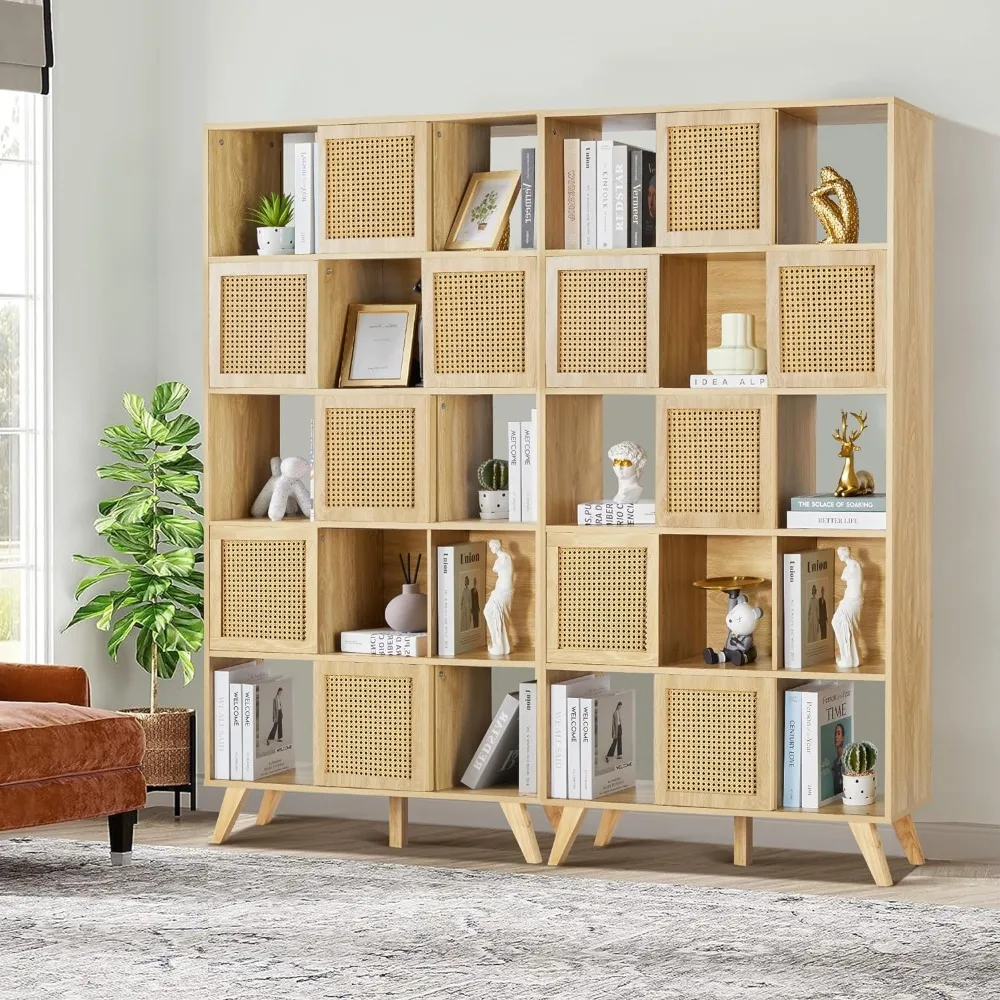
[251,456,313,522]
[703,593,764,666]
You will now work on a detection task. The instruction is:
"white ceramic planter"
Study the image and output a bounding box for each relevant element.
[842,772,876,806]
[478,490,509,520]
[257,226,295,255]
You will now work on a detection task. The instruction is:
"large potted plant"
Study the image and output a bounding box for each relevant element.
[65,382,204,790]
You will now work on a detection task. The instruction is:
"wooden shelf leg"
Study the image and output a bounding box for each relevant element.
[849,822,894,887]
[499,802,543,865]
[543,806,563,832]
[210,787,249,845]
[547,805,587,867]
[733,816,753,867]
[389,797,408,849]
[594,809,621,848]
[256,790,284,827]
[892,815,926,866]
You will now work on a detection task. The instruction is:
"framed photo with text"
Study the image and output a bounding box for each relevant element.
[445,170,521,250]
[338,304,418,387]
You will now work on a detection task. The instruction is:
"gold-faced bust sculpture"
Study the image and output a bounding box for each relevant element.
[833,410,875,497]
[810,166,859,244]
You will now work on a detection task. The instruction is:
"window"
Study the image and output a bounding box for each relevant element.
[0,90,48,662]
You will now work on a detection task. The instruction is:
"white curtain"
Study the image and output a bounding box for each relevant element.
[0,0,51,95]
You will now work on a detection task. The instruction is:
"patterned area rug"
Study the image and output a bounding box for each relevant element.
[1,839,998,999]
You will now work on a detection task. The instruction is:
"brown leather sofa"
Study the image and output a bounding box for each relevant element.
[0,663,147,863]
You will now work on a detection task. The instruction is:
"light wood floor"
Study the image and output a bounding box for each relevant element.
[11,807,999,908]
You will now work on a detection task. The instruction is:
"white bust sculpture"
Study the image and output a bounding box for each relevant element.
[831,545,863,669]
[483,538,513,657]
[608,440,646,504]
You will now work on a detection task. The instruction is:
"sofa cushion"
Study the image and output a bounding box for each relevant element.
[0,702,145,785]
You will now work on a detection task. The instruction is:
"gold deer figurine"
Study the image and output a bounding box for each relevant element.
[810,166,859,244]
[833,410,875,497]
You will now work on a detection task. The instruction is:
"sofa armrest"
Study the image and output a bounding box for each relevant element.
[0,663,91,706]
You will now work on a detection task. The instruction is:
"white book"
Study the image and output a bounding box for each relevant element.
[520,411,537,522]
[612,144,630,248]
[566,697,582,798]
[293,142,314,253]
[246,676,295,781]
[578,501,656,525]
[230,682,242,780]
[437,542,486,656]
[783,687,803,808]
[518,680,538,795]
[581,689,636,799]
[783,549,835,670]
[214,661,269,780]
[507,421,522,523]
[596,140,616,249]
[240,683,255,780]
[799,681,854,808]
[801,686,819,808]
[580,140,597,249]
[550,673,611,798]
[579,698,594,799]
[563,138,580,250]
[787,510,887,531]
[339,629,427,656]
[690,374,768,389]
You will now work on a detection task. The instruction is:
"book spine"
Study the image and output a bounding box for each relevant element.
[214,670,230,780]
[790,496,887,512]
[563,138,580,250]
[612,144,629,248]
[313,143,322,250]
[580,141,597,249]
[596,140,614,249]
[518,682,536,795]
[689,374,768,389]
[579,698,593,799]
[520,147,535,249]
[567,697,581,798]
[521,410,537,522]
[293,142,314,253]
[578,502,656,525]
[801,691,820,808]
[641,150,656,246]
[240,683,254,781]
[784,553,802,670]
[437,547,453,656]
[629,148,642,248]
[786,511,887,530]
[339,633,425,656]
[783,689,802,808]
[230,682,242,780]
[507,422,522,523]
[550,685,568,798]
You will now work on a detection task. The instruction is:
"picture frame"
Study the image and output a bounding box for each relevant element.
[338,304,418,388]
[445,170,522,250]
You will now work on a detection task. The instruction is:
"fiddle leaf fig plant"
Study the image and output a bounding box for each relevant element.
[65,382,204,713]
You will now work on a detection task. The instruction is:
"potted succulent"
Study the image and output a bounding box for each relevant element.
[841,741,878,806]
[65,382,204,795]
[249,191,294,255]
[477,458,509,520]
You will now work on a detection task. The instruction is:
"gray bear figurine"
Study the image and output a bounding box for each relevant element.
[703,592,764,666]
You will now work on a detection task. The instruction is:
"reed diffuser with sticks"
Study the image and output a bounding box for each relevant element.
[384,552,428,633]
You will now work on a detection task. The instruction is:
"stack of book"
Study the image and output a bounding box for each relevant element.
[783,681,854,809]
[787,494,887,531]
[563,139,655,249]
[460,681,538,792]
[214,662,296,781]
[507,409,538,523]
[550,674,636,800]
[577,500,655,526]
[339,628,428,657]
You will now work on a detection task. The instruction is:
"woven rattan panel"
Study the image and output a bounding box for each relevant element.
[220,539,307,642]
[557,269,648,374]
[668,123,760,232]
[557,547,648,651]
[663,689,758,796]
[432,270,526,375]
[219,273,308,375]
[325,135,415,241]
[325,675,412,780]
[325,407,416,509]
[779,265,877,373]
[667,408,760,514]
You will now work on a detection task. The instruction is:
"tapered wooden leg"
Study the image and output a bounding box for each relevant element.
[547,806,587,866]
[850,822,894,887]
[499,802,542,864]
[594,809,621,848]
[210,787,249,845]
[256,790,284,826]
[733,816,753,867]
[389,797,408,849]
[892,815,926,865]
[543,806,563,832]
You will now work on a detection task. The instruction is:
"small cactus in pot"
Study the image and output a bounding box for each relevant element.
[477,458,509,521]
[841,740,878,806]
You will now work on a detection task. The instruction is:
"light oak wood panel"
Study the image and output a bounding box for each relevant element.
[659,534,707,664]
[775,395,816,518]
[660,256,707,387]
[379,528,431,624]
[322,527,386,651]
[545,395,602,525]
[431,122,492,251]
[706,258,767,366]
[776,111,817,245]
[541,117,602,251]
[435,395,493,521]
[434,666,493,790]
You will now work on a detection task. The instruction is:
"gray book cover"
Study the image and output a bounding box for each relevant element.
[791,493,887,512]
[520,147,535,249]
[461,692,520,789]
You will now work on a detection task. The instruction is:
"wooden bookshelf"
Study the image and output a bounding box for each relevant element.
[203,97,932,887]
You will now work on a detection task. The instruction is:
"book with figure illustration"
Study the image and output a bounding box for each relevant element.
[437,542,486,656]
[783,548,835,669]
[800,681,854,808]
[579,689,636,799]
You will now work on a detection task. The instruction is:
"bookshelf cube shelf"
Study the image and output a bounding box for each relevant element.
[317,122,432,254]
[657,109,776,247]
[654,673,777,811]
[422,254,538,389]
[546,255,659,388]
[546,530,659,667]
[767,250,886,388]
[657,393,775,530]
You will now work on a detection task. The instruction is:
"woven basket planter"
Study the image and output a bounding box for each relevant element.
[119,706,194,788]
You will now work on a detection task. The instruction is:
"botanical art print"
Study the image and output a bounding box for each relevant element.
[447,170,520,249]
